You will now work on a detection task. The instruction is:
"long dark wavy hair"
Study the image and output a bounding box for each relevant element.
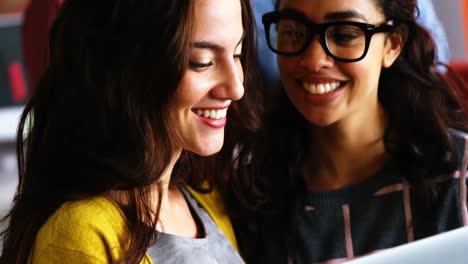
[373,0,468,196]
[0,0,262,263]
[246,0,468,261]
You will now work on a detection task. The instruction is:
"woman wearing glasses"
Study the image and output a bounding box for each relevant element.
[0,0,261,263]
[241,0,468,263]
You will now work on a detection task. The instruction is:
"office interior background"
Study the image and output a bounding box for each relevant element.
[1,0,468,217]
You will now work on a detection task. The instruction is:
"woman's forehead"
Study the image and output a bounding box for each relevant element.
[277,0,383,23]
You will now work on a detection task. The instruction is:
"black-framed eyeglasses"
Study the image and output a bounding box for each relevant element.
[262,11,396,62]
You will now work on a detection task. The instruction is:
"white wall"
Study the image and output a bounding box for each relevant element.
[433,0,466,60]
[0,143,17,217]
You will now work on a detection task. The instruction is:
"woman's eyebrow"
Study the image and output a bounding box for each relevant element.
[193,41,223,51]
[192,32,245,51]
[324,10,368,22]
[278,8,368,22]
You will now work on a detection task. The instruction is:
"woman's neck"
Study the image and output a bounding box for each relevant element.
[109,148,200,237]
[156,149,200,238]
[304,106,389,191]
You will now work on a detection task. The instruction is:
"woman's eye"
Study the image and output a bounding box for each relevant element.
[234,54,243,61]
[189,61,213,70]
[327,26,364,46]
[333,33,358,42]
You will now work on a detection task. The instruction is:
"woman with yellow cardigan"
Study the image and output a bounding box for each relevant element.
[0,0,262,263]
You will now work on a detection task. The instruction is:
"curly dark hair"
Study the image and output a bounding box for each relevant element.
[244,0,468,261]
[373,0,467,195]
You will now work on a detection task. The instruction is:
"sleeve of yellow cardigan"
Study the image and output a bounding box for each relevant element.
[29,197,152,264]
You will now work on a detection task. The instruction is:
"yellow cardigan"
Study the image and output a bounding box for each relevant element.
[29,187,238,264]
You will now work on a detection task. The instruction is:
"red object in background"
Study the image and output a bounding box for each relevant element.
[8,61,27,103]
[449,61,468,84]
[22,0,63,93]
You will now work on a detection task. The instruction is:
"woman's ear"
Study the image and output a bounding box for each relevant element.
[382,33,403,68]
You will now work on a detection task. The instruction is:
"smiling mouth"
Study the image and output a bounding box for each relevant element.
[302,81,344,95]
[193,108,228,120]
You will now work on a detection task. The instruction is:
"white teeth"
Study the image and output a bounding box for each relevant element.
[194,108,227,120]
[303,81,342,94]
[209,110,216,119]
[317,84,325,94]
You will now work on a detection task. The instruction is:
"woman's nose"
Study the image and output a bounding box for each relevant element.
[212,60,245,101]
[298,37,334,72]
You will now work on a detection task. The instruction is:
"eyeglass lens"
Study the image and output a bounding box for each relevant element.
[269,19,367,60]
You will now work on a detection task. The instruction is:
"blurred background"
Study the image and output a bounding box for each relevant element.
[0,0,29,220]
[0,0,468,218]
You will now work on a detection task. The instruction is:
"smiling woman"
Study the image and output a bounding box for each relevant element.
[171,0,245,156]
[242,0,468,263]
[0,0,262,263]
